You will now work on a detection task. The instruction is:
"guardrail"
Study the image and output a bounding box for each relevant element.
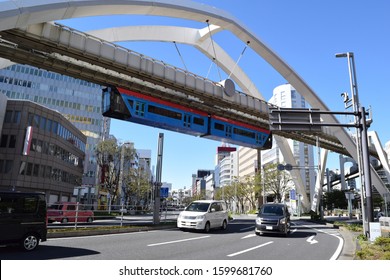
[47,202,180,229]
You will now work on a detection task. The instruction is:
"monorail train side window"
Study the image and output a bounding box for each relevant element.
[135,101,146,117]
[148,105,182,120]
[193,117,204,126]
[234,127,255,139]
[214,122,224,131]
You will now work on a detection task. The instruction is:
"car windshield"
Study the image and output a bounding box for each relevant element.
[185,202,210,212]
[261,205,284,216]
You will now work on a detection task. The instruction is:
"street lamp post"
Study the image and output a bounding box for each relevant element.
[336,52,373,236]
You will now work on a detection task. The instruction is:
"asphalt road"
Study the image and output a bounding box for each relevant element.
[0,216,343,260]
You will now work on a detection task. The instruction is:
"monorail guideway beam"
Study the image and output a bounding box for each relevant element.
[0,23,346,155]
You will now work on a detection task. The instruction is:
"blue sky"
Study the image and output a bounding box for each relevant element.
[58,0,390,189]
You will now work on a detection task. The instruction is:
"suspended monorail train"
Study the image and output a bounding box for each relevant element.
[102,86,272,149]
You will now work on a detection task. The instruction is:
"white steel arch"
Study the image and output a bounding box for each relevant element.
[0,0,388,202]
[87,25,263,99]
[87,25,311,209]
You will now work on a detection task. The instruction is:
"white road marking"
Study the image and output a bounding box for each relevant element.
[227,241,273,257]
[301,223,344,260]
[147,235,210,247]
[240,225,255,231]
[306,235,318,245]
[241,233,257,239]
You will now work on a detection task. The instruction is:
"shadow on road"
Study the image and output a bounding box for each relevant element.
[0,245,100,260]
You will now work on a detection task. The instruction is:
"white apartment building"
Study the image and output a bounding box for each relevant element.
[262,84,316,198]
[219,150,238,187]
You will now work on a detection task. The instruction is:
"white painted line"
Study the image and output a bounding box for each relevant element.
[147,235,210,247]
[329,234,344,260]
[291,229,298,234]
[241,233,257,239]
[240,225,255,231]
[227,241,273,257]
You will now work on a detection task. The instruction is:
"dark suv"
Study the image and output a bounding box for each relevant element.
[0,192,47,251]
[255,203,291,237]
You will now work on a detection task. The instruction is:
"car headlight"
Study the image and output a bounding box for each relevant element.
[256,217,262,224]
[279,218,286,224]
[196,215,205,220]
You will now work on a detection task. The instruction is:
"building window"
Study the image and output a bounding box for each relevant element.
[0,135,8,147]
[33,164,39,177]
[4,111,12,123]
[26,163,33,176]
[4,160,13,174]
[8,135,16,148]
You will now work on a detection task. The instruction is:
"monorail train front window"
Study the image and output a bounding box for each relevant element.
[102,90,110,113]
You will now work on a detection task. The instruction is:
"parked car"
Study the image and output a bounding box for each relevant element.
[255,203,291,237]
[177,200,228,232]
[0,191,47,251]
[47,202,93,223]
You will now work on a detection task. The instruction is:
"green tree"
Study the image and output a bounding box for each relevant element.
[123,165,152,209]
[263,163,292,203]
[323,189,348,209]
[95,139,136,206]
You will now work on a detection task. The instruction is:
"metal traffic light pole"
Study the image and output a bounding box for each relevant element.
[336,52,373,236]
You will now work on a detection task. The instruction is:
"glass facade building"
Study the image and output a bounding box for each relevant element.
[0,64,110,192]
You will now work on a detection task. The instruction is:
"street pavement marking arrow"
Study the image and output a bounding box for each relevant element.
[306,235,318,245]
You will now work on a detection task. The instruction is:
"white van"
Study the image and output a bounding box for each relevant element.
[177,200,228,232]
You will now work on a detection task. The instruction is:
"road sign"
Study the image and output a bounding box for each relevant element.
[290,189,296,201]
[269,108,322,132]
[160,187,169,198]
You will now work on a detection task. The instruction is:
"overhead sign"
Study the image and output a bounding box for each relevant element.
[269,108,322,132]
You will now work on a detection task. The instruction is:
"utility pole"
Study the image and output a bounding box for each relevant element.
[153,133,164,224]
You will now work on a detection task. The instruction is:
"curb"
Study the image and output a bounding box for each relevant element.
[337,227,359,260]
[48,224,176,238]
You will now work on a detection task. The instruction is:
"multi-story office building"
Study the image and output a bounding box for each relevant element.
[0,64,110,193]
[0,97,86,202]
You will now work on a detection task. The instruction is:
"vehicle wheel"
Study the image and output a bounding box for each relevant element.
[61,218,68,224]
[204,222,211,233]
[87,217,93,223]
[221,220,227,230]
[21,234,39,251]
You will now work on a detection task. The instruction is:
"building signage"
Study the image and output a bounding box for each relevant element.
[22,126,33,155]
